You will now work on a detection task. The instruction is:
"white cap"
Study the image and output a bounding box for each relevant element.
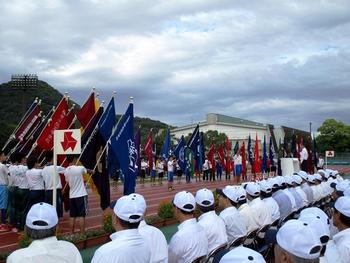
[219,185,246,203]
[233,186,247,202]
[336,180,350,193]
[299,207,330,226]
[173,191,196,212]
[259,180,272,193]
[298,171,308,180]
[285,175,296,186]
[195,188,215,207]
[113,195,145,223]
[277,176,286,186]
[334,196,350,217]
[307,174,316,183]
[317,170,326,177]
[219,246,266,263]
[277,219,322,259]
[245,182,260,197]
[314,173,323,182]
[129,193,147,213]
[323,170,331,179]
[293,175,303,185]
[26,202,58,230]
[298,213,330,244]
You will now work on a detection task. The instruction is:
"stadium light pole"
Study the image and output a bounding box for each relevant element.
[11,74,38,115]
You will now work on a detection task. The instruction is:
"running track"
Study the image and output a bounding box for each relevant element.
[1,166,349,253]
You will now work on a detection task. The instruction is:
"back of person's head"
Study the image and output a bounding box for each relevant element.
[66,154,79,164]
[195,188,215,213]
[259,180,272,198]
[45,150,54,163]
[25,202,58,240]
[10,152,17,164]
[16,152,25,164]
[173,191,196,215]
[244,182,261,199]
[333,196,350,228]
[112,194,145,229]
[26,155,38,170]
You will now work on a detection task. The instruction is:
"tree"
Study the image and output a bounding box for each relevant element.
[316,119,350,153]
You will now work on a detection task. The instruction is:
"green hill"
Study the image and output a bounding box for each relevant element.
[0,80,169,149]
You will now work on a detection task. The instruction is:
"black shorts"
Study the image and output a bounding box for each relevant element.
[69,195,88,218]
[141,170,146,178]
[158,172,164,178]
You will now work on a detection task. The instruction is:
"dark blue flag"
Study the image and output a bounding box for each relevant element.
[134,129,141,177]
[109,103,136,195]
[262,135,267,173]
[187,125,200,152]
[197,132,205,172]
[233,141,239,155]
[269,137,274,165]
[248,134,253,165]
[173,135,186,171]
[160,128,171,159]
[99,97,116,142]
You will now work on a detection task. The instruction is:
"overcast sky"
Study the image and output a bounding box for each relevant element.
[1,0,349,131]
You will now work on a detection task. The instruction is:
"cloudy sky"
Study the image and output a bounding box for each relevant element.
[1,0,349,131]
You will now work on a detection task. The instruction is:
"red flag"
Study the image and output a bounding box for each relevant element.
[207,143,216,170]
[144,132,153,168]
[253,134,260,174]
[76,92,95,128]
[226,137,231,174]
[218,144,226,170]
[14,104,41,141]
[37,97,69,150]
[67,107,76,128]
[241,141,247,177]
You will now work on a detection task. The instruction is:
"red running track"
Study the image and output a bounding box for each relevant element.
[1,166,349,253]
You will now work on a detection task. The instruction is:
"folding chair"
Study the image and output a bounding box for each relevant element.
[243,229,258,248]
[191,255,206,263]
[227,235,245,249]
[205,243,228,263]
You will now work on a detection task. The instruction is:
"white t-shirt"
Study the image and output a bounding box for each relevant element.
[249,197,273,227]
[141,161,148,170]
[0,163,9,185]
[7,236,83,263]
[8,165,18,187]
[42,165,65,190]
[263,197,280,222]
[167,160,174,172]
[233,154,242,165]
[64,165,87,198]
[202,160,209,171]
[26,168,45,190]
[157,161,164,173]
[238,203,259,232]
[198,211,228,252]
[138,220,168,263]
[17,164,29,189]
[219,206,247,242]
[300,147,308,161]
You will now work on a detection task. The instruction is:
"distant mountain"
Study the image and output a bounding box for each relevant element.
[0,80,170,149]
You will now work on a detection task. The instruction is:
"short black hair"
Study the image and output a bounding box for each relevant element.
[66,154,79,163]
[45,151,53,162]
[16,152,25,163]
[25,224,57,240]
[117,216,141,229]
[26,156,38,169]
[261,191,272,198]
[197,204,215,213]
[172,202,194,215]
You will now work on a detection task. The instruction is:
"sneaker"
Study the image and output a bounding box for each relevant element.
[11,227,18,233]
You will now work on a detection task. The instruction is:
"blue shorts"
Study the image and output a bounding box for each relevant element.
[167,171,174,182]
[151,170,156,178]
[0,185,8,209]
[234,165,242,177]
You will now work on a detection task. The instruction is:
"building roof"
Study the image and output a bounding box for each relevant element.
[212,113,265,127]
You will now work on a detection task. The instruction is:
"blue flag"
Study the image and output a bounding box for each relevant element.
[134,129,141,177]
[109,103,136,195]
[269,137,274,165]
[99,97,116,142]
[160,128,171,159]
[197,132,205,172]
[233,141,239,154]
[187,125,199,152]
[248,134,253,165]
[262,135,267,173]
[173,136,186,171]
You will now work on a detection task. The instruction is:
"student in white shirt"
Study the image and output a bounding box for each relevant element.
[64,154,94,233]
[8,155,19,232]
[195,188,228,252]
[260,180,280,223]
[156,158,165,185]
[167,156,175,191]
[300,143,309,172]
[202,158,210,181]
[92,194,151,263]
[0,151,9,231]
[42,151,65,218]
[25,156,45,213]
[245,182,273,227]
[323,196,350,263]
[233,153,242,185]
[140,158,148,185]
[217,186,247,242]
[169,191,208,263]
[133,193,168,263]
[7,202,82,263]
[16,152,29,231]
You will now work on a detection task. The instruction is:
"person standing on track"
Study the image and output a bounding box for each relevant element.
[0,151,9,232]
[167,156,175,191]
[156,157,165,185]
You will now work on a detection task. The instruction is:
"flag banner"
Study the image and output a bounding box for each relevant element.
[99,97,116,142]
[66,107,76,128]
[241,141,247,177]
[76,92,96,129]
[269,137,274,165]
[253,134,260,174]
[207,142,216,171]
[110,103,136,195]
[262,135,267,173]
[187,125,199,152]
[196,132,205,172]
[218,144,226,170]
[144,132,154,169]
[134,129,141,177]
[54,129,81,155]
[226,137,231,174]
[233,141,239,155]
[173,135,186,171]
[184,146,193,181]
[160,128,171,160]
[37,97,69,150]
[248,134,253,165]
[14,104,41,141]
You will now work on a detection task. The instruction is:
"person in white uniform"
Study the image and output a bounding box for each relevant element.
[91,194,151,263]
[0,151,9,231]
[133,193,168,263]
[323,196,350,263]
[168,191,208,263]
[16,152,29,231]
[25,156,45,212]
[7,202,83,263]
[260,180,280,223]
[216,186,247,242]
[195,188,228,252]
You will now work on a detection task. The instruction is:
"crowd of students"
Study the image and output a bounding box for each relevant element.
[3,162,350,262]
